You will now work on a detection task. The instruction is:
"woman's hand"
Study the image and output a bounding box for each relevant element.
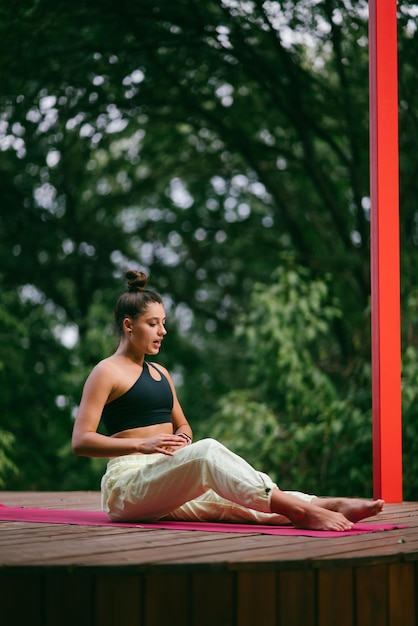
[141,434,189,456]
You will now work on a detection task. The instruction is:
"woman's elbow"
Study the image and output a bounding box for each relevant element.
[72,440,84,456]
[71,433,89,456]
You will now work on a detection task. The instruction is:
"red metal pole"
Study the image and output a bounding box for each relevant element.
[369,0,403,501]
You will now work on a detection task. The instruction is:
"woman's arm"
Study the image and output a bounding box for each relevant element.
[153,363,193,443]
[72,362,185,457]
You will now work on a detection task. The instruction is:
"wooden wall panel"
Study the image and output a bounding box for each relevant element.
[2,561,417,626]
[95,575,142,626]
[355,564,388,626]
[44,573,95,626]
[1,573,44,626]
[144,572,189,626]
[278,569,316,626]
[191,571,234,626]
[388,562,416,626]
[317,567,354,626]
[236,571,277,626]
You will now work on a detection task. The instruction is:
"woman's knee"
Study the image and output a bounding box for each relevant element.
[192,438,224,456]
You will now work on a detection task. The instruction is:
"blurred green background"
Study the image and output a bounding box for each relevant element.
[1,0,418,498]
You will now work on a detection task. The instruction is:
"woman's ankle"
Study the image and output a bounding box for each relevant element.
[270,489,308,524]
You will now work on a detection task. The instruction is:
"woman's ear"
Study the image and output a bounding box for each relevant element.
[123,317,133,334]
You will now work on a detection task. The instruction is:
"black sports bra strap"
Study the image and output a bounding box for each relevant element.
[147,362,163,377]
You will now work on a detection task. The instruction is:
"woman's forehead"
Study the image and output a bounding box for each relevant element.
[141,302,166,318]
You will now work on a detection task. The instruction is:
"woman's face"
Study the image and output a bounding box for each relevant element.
[126,302,167,355]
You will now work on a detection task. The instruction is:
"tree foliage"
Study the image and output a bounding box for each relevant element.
[201,264,373,495]
[0,0,417,497]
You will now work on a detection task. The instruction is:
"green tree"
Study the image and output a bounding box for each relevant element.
[200,264,373,496]
[0,1,416,496]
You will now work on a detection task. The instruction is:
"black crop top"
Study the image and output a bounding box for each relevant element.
[101,362,174,436]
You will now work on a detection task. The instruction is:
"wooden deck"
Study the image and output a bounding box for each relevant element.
[1,491,418,626]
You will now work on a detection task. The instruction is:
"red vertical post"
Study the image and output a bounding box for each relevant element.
[369,0,403,501]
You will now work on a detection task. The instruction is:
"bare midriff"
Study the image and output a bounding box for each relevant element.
[108,423,175,458]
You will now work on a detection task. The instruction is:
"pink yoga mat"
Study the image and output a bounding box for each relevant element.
[0,504,405,537]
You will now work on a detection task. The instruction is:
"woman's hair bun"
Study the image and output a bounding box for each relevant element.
[126,269,148,292]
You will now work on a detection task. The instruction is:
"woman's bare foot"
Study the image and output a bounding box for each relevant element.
[270,489,355,531]
[312,497,385,523]
[293,505,354,531]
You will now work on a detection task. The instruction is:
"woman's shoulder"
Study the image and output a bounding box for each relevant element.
[92,356,119,373]
[86,356,124,384]
[148,361,169,375]
[148,362,177,389]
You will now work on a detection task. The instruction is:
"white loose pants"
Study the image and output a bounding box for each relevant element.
[101,438,315,524]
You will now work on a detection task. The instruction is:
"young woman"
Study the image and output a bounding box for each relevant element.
[72,270,384,530]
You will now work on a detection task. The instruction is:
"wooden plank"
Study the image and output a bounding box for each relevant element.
[144,572,190,626]
[44,573,95,626]
[191,572,235,626]
[278,569,316,626]
[388,562,416,626]
[95,575,142,626]
[355,564,388,626]
[1,494,418,570]
[0,521,416,569]
[1,573,44,626]
[317,567,354,626]
[3,494,418,625]
[236,571,277,626]
[0,490,102,509]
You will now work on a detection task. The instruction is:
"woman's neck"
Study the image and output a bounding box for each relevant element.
[114,342,145,366]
